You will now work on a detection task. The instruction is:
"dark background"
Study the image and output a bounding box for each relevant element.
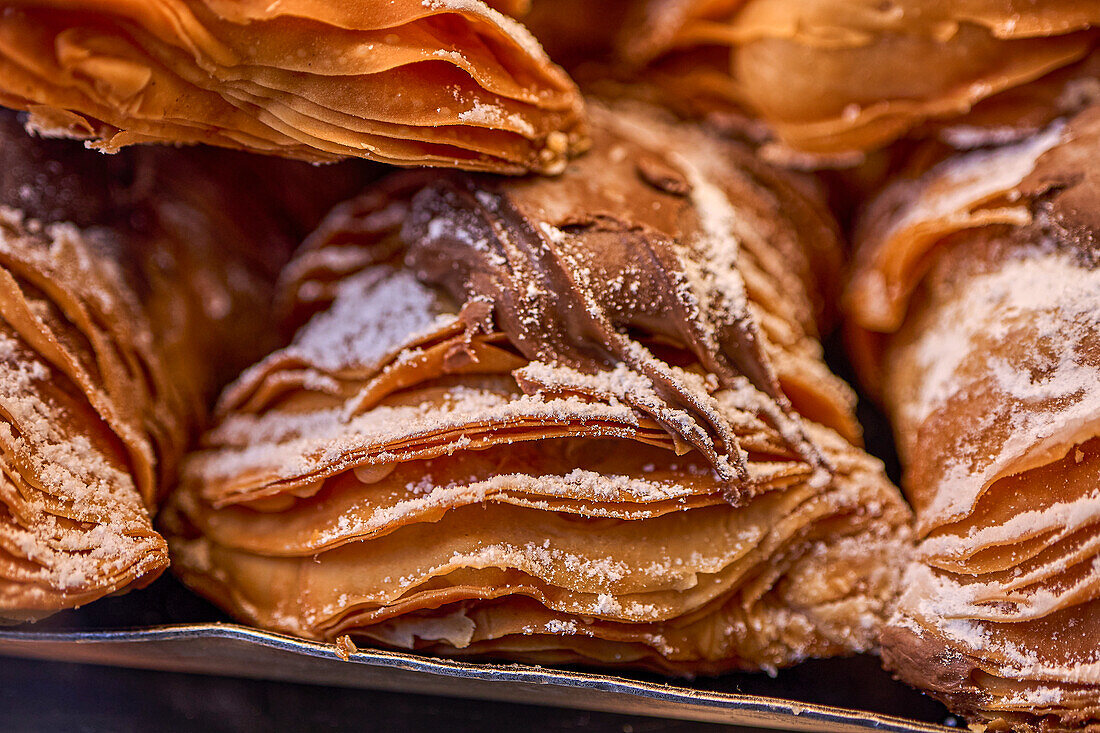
[0,337,954,732]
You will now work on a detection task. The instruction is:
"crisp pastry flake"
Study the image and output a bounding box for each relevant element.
[593,0,1100,164]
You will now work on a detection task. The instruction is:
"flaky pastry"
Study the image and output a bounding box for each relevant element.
[848,105,1100,730]
[0,0,587,174]
[603,0,1100,164]
[164,103,910,674]
[0,110,363,621]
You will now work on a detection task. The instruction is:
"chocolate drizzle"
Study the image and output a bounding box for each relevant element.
[401,104,830,502]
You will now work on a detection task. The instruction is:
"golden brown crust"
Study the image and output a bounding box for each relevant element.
[0,0,588,174]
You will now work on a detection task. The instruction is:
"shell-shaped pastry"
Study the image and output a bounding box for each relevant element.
[0,110,363,621]
[848,105,1100,731]
[612,0,1100,162]
[0,0,588,174]
[163,103,911,674]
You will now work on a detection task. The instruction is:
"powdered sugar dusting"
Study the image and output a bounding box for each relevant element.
[458,99,536,137]
[420,0,552,70]
[900,248,1100,524]
[194,381,651,492]
[0,328,163,592]
[289,267,456,373]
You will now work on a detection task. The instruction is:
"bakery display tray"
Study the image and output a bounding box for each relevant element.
[0,566,954,733]
[0,619,949,733]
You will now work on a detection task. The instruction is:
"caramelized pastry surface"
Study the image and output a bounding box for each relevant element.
[541,0,1100,165]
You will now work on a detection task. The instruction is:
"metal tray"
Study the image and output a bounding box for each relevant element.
[0,620,947,732]
[0,569,954,733]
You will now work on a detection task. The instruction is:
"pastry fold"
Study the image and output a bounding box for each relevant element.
[0,0,587,174]
[165,103,910,674]
[847,106,1100,729]
[603,0,1100,163]
[0,110,362,621]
